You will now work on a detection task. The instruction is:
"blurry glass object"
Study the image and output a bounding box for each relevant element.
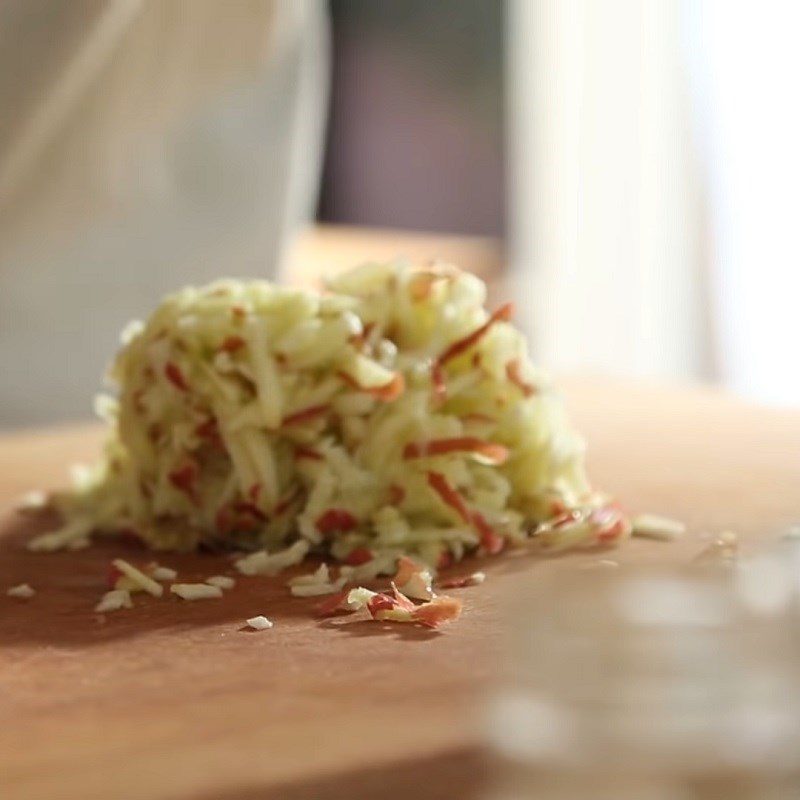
[486,565,800,799]
[507,0,707,383]
[318,0,504,236]
[0,0,328,427]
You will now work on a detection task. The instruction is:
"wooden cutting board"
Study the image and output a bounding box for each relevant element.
[1,377,799,800]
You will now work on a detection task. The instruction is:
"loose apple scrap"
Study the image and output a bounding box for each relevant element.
[314,556,463,629]
[99,558,235,609]
[438,571,486,589]
[206,575,236,590]
[7,583,36,599]
[246,615,273,630]
[170,583,223,600]
[694,530,739,564]
[317,584,463,630]
[109,558,163,597]
[631,513,686,541]
[106,559,176,594]
[95,589,132,612]
[530,502,634,553]
[392,555,435,600]
[287,563,347,597]
[150,564,177,581]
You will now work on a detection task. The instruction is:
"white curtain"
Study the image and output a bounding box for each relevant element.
[687,0,800,405]
[508,0,799,405]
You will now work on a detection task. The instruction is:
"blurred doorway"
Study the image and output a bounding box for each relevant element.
[317,0,505,237]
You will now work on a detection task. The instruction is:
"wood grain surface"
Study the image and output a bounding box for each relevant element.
[1,378,799,800]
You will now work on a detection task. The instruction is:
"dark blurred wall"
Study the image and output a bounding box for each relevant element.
[317,0,504,236]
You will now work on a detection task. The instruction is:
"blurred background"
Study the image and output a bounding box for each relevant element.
[317,0,504,236]
[0,0,798,429]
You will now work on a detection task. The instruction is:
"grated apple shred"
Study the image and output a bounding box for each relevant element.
[246,615,273,630]
[95,589,132,612]
[7,583,35,599]
[316,583,463,629]
[170,583,223,600]
[30,260,626,574]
